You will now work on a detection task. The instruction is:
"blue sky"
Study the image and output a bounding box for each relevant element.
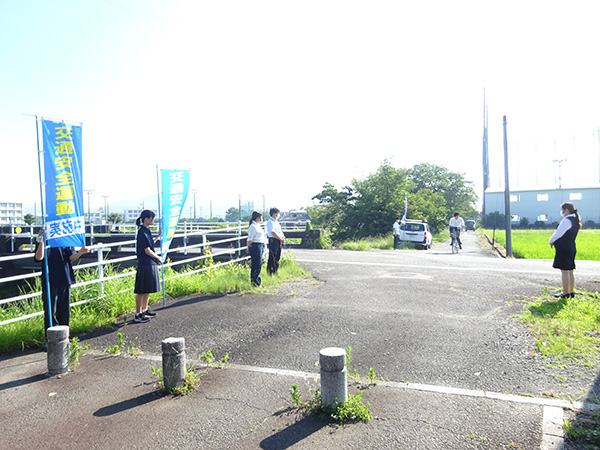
[2,0,600,218]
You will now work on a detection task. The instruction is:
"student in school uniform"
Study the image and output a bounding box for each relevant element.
[266,208,286,275]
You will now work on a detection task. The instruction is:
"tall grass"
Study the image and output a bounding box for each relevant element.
[0,253,309,353]
[483,229,600,260]
[339,235,393,251]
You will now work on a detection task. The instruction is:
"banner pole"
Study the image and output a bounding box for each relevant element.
[157,165,166,306]
[35,116,53,329]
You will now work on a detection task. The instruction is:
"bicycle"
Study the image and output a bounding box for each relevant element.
[450,227,460,254]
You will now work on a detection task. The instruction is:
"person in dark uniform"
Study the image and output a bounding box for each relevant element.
[266,208,285,276]
[134,210,162,323]
[35,231,89,334]
[549,202,581,299]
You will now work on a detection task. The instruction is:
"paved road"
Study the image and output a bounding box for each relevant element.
[2,231,599,449]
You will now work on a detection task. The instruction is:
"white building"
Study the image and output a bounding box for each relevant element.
[123,208,144,223]
[0,202,24,224]
[484,186,600,225]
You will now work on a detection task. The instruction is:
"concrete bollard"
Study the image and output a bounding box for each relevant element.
[162,337,186,391]
[320,347,348,408]
[46,326,70,376]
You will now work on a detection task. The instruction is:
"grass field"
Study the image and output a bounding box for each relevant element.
[482,229,600,260]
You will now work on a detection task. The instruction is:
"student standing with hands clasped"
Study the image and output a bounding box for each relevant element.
[247,211,267,287]
[134,210,162,323]
[266,208,285,275]
[549,202,581,299]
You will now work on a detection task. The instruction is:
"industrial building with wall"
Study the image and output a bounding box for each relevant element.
[484,187,600,226]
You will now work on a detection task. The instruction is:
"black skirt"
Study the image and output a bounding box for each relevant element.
[134,264,161,294]
[553,241,577,271]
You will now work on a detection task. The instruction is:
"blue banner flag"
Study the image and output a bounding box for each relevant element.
[401,193,407,224]
[42,119,85,248]
[160,169,190,262]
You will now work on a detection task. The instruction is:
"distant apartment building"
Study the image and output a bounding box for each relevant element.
[484,186,600,225]
[0,202,24,224]
[123,208,143,223]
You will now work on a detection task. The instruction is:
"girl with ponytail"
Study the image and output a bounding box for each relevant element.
[133,210,161,322]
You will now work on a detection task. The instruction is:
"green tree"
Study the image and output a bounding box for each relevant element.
[108,212,123,224]
[310,160,478,240]
[23,213,36,225]
[409,163,478,221]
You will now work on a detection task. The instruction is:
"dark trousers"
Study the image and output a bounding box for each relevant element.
[249,243,265,286]
[393,235,400,249]
[267,238,282,274]
[42,285,71,333]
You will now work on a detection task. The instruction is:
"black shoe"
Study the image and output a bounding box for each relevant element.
[143,309,156,317]
[134,313,150,323]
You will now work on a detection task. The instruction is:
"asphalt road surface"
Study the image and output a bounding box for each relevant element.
[2,231,599,449]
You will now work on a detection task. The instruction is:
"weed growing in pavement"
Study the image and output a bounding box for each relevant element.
[344,346,353,377]
[69,337,90,370]
[368,368,378,386]
[289,384,373,423]
[104,333,142,356]
[199,350,230,369]
[105,333,125,355]
[290,384,302,406]
[151,365,202,396]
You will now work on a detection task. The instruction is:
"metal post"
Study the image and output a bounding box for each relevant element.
[97,246,104,297]
[10,224,14,253]
[238,221,242,257]
[89,223,95,249]
[29,224,34,252]
[503,116,513,257]
[183,222,188,255]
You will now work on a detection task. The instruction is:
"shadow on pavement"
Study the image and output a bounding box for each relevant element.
[163,293,227,310]
[93,391,161,417]
[259,414,328,449]
[0,373,46,392]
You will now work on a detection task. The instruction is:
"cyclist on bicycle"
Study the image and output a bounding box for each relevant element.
[449,212,465,250]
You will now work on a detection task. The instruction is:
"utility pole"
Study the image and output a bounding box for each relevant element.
[552,159,566,189]
[102,195,109,223]
[482,89,489,217]
[84,189,94,223]
[238,195,242,222]
[191,189,199,220]
[503,116,512,257]
[210,200,213,220]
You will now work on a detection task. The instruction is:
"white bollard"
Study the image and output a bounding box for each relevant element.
[162,337,186,391]
[46,326,70,376]
[320,347,348,408]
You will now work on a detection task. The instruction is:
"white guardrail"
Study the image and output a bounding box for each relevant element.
[0,222,260,326]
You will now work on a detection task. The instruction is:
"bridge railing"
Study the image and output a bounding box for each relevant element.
[0,224,250,326]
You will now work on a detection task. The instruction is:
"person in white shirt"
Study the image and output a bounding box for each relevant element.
[549,202,581,298]
[247,211,267,287]
[449,212,465,249]
[266,208,286,275]
[392,217,401,250]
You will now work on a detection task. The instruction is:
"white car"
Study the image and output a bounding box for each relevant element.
[399,220,432,250]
